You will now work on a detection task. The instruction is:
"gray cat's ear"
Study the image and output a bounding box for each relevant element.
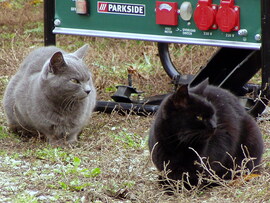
[73,44,89,59]
[49,52,66,74]
[172,85,189,107]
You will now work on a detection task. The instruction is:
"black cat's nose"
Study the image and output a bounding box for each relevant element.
[209,119,217,129]
[85,90,91,95]
[206,120,217,131]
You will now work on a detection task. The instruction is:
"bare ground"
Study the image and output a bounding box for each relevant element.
[0,2,269,202]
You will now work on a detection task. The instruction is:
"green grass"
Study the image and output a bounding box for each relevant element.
[110,127,147,149]
[13,193,39,203]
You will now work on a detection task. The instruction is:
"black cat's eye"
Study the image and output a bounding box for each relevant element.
[70,78,80,84]
[196,115,203,121]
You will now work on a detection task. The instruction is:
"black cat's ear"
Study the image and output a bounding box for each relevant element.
[192,78,209,94]
[172,85,189,107]
[49,52,66,74]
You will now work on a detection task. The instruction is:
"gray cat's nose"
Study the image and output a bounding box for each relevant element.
[84,84,91,95]
[85,90,91,95]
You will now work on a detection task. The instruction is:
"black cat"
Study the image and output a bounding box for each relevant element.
[148,79,264,189]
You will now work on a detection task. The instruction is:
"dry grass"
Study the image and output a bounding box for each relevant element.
[0,2,269,202]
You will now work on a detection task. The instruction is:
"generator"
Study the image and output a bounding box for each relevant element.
[44,0,270,117]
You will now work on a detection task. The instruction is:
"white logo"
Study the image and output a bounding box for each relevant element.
[99,3,107,11]
[97,1,145,16]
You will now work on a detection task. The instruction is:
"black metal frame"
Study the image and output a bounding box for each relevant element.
[44,0,56,46]
[261,0,270,93]
[44,0,270,116]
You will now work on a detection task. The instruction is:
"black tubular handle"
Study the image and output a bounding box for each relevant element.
[157,42,181,79]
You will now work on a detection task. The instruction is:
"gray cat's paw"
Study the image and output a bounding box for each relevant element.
[47,135,79,148]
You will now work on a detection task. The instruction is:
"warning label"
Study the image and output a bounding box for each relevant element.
[97,1,145,16]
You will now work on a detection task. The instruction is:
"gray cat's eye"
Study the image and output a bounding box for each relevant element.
[70,78,80,84]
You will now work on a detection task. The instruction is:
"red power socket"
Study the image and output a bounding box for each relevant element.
[194,0,218,31]
[216,0,240,32]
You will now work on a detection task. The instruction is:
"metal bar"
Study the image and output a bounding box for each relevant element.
[248,0,270,117]
[44,0,56,46]
[261,0,270,90]
[219,50,261,95]
[94,101,159,116]
[190,48,254,86]
[53,27,261,50]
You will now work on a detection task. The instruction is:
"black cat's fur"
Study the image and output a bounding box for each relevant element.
[148,79,264,189]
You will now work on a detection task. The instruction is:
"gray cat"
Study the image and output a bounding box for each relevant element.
[3,45,96,145]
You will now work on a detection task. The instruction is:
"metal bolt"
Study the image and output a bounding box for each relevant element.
[238,29,248,36]
[234,7,238,11]
[54,19,61,26]
[255,34,261,41]
[234,26,239,30]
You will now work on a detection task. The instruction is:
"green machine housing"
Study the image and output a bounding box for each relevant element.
[53,0,261,50]
[48,0,270,116]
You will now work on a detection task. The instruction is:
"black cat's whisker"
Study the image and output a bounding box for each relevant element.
[172,132,202,149]
[187,134,204,146]
[216,123,226,128]
[183,131,200,142]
